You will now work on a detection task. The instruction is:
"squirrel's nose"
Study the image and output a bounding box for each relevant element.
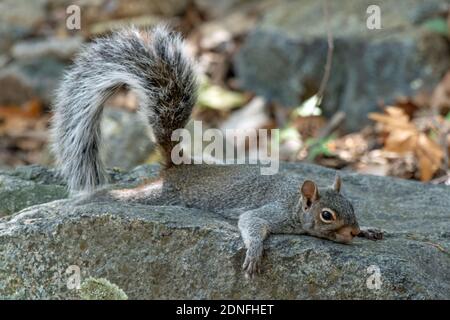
[336,226,360,243]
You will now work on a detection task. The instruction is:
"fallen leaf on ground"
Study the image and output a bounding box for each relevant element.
[369,106,444,181]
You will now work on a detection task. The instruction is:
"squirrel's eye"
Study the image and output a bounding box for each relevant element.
[320,209,336,223]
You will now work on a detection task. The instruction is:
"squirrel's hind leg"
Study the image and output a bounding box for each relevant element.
[72,179,168,206]
[71,188,114,206]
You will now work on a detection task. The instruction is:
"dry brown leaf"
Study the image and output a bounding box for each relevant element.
[394,97,420,118]
[384,129,417,153]
[369,106,415,131]
[0,98,43,119]
[416,146,434,181]
[369,106,444,181]
[328,132,369,162]
[416,133,444,181]
[292,115,326,139]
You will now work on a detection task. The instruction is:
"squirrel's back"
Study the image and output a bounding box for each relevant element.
[51,26,197,193]
[162,164,300,212]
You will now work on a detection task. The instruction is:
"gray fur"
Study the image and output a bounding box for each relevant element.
[53,26,382,278]
[77,164,383,278]
[51,26,197,192]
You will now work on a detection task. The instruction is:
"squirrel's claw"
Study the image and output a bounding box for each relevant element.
[243,253,262,278]
[358,227,384,240]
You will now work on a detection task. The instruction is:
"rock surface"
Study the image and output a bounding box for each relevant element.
[0,165,67,217]
[234,0,450,131]
[0,164,158,217]
[0,163,449,299]
[101,108,155,170]
[11,37,83,61]
[0,58,66,105]
[0,0,47,52]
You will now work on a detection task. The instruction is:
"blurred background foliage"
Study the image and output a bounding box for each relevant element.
[0,0,449,184]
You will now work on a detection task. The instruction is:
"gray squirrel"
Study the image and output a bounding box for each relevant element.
[51,26,383,278]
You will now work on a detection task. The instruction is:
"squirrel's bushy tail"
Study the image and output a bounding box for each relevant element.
[51,26,197,193]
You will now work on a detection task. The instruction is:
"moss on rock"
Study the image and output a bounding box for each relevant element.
[80,277,128,300]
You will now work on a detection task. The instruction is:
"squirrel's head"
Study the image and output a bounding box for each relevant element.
[298,174,360,244]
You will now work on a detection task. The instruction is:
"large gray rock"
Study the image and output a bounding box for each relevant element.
[40,108,156,170]
[0,0,47,51]
[11,37,83,61]
[0,164,450,299]
[0,164,158,217]
[0,58,66,105]
[0,165,67,217]
[101,108,155,170]
[234,0,450,131]
[0,163,449,299]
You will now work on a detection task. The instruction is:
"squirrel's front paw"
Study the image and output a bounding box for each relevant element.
[358,227,384,240]
[242,251,262,279]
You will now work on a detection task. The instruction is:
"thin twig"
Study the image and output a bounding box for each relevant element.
[304,111,346,162]
[424,241,448,254]
[316,111,346,140]
[300,0,338,162]
[315,0,334,107]
[430,173,450,185]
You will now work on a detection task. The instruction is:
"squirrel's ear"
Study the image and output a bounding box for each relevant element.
[332,174,342,193]
[301,180,319,208]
